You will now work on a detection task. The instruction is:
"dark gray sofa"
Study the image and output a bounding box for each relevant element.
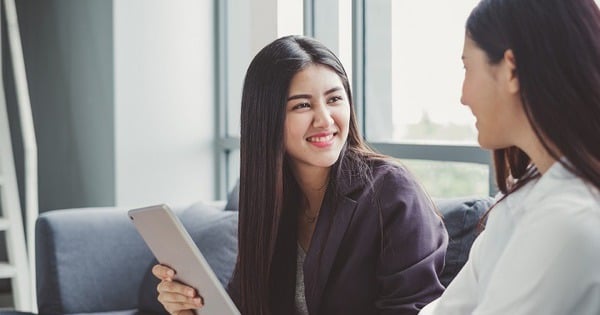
[30,195,492,315]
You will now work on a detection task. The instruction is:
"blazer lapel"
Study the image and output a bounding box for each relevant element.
[304,193,358,314]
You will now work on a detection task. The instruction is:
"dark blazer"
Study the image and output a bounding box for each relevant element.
[230,160,448,315]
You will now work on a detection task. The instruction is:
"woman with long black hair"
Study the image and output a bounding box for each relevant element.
[153,35,447,315]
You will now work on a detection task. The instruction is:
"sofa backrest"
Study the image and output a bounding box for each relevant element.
[36,207,154,315]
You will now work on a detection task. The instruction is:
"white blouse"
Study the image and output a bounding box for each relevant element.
[420,162,600,315]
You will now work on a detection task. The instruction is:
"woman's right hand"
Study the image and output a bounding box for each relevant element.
[152,264,204,315]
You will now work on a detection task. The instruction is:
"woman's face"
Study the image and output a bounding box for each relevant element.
[284,64,351,172]
[461,35,526,149]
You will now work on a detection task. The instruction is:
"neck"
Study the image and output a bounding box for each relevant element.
[517,130,559,175]
[291,164,330,215]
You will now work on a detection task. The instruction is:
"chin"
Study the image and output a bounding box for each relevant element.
[477,135,495,150]
[316,158,341,168]
[314,153,343,168]
[477,137,509,151]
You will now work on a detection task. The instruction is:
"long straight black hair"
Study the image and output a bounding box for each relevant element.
[235,35,381,315]
[466,0,600,194]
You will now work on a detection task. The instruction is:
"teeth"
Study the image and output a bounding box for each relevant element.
[308,134,334,142]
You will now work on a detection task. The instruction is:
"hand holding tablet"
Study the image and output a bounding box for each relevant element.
[128,204,240,315]
[153,264,203,314]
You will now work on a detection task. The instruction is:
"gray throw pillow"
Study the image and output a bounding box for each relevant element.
[435,196,494,287]
[137,202,238,314]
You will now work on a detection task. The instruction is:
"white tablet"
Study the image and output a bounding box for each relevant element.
[128,204,240,315]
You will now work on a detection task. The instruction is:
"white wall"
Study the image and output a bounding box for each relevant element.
[114,0,215,207]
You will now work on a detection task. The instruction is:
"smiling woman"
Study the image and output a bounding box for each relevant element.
[153,35,449,315]
[420,0,600,314]
[284,65,350,171]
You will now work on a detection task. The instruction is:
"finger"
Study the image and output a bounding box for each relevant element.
[161,298,203,314]
[152,264,175,280]
[157,289,200,305]
[157,280,198,298]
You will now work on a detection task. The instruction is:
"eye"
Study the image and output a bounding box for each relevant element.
[292,102,311,110]
[327,96,343,104]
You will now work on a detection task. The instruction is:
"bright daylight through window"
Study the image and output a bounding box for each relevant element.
[363,0,490,197]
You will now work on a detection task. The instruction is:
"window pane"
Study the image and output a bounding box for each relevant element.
[402,160,490,198]
[365,1,480,144]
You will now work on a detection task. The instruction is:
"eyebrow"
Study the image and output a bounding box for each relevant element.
[287,86,343,101]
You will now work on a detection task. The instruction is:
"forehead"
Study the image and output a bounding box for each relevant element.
[288,64,344,93]
[463,36,487,58]
[462,36,477,54]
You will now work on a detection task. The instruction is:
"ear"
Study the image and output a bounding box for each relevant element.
[503,49,519,94]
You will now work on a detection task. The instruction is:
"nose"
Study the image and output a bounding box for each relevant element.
[313,104,334,128]
[460,94,467,106]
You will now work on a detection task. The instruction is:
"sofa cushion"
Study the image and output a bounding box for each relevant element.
[435,196,494,287]
[137,202,238,314]
[36,207,153,315]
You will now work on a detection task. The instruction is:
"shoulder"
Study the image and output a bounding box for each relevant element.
[370,159,418,186]
[361,159,441,226]
[508,177,600,267]
[524,174,600,231]
[529,194,600,248]
[369,158,427,203]
[484,186,600,304]
[365,160,447,262]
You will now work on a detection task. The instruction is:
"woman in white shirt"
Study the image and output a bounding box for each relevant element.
[420,0,600,314]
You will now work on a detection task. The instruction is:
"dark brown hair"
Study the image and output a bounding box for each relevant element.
[467,0,600,194]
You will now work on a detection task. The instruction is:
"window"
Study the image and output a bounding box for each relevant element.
[217,0,494,199]
[389,1,479,144]
[359,0,492,197]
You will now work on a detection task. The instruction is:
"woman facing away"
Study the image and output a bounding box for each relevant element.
[420,0,600,314]
[152,35,448,315]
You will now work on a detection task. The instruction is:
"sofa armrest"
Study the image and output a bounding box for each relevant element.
[35,207,153,315]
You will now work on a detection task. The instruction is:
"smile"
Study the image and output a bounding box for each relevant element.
[306,132,337,147]
[307,133,335,142]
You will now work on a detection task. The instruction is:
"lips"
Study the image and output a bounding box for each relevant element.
[306,131,337,142]
[306,131,337,147]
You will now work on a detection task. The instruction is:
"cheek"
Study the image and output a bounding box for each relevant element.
[284,116,306,143]
[283,118,293,146]
[333,105,351,131]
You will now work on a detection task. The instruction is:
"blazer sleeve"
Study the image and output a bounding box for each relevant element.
[374,168,448,315]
